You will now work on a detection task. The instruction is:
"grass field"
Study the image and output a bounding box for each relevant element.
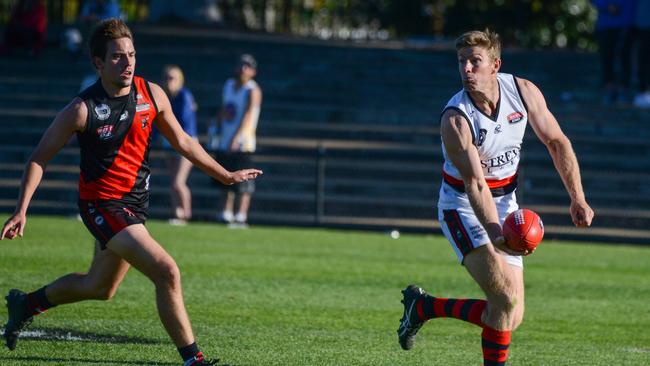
[0,215,648,365]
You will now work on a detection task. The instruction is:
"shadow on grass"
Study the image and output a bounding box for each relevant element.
[0,355,176,365]
[1,326,165,344]
[0,328,241,365]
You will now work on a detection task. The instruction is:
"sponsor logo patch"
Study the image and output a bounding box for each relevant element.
[96,124,114,140]
[119,111,129,121]
[136,103,150,112]
[507,111,524,123]
[141,116,150,130]
[494,124,502,134]
[94,104,111,121]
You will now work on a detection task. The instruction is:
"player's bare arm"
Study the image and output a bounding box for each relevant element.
[516,77,594,227]
[440,110,522,255]
[1,99,87,240]
[230,87,262,151]
[149,82,262,184]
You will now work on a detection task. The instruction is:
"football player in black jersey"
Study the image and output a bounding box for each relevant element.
[1,18,260,366]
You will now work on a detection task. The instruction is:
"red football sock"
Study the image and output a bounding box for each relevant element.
[481,326,511,366]
[415,296,486,327]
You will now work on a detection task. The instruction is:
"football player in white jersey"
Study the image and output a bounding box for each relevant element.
[398,30,594,365]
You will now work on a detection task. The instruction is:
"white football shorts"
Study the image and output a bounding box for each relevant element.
[437,182,523,268]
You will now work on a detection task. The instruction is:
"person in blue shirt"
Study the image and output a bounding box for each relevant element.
[591,0,637,104]
[162,65,198,225]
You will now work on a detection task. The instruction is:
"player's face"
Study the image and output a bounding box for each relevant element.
[97,37,136,89]
[457,46,500,92]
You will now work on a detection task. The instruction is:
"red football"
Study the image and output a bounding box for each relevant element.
[503,209,544,252]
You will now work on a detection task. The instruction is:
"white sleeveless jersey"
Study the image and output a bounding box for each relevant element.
[441,73,528,194]
[218,78,260,152]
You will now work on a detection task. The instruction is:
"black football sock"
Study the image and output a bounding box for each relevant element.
[179,342,203,364]
[26,286,57,316]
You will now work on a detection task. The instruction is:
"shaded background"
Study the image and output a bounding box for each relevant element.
[0,0,648,244]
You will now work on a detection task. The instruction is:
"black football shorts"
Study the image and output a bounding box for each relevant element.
[78,199,147,249]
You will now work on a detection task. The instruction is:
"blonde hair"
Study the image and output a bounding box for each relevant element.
[163,65,185,85]
[162,64,185,96]
[455,29,501,61]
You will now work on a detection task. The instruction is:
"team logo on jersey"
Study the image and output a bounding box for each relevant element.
[136,103,150,112]
[507,111,524,124]
[494,124,502,134]
[477,128,487,146]
[119,111,129,121]
[96,124,114,140]
[136,93,143,100]
[94,104,111,121]
[141,116,150,130]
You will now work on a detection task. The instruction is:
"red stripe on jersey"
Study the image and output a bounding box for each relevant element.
[442,171,518,189]
[79,77,156,200]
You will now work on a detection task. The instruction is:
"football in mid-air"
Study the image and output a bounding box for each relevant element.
[503,209,544,252]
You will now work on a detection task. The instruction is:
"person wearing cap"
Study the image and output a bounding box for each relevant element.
[210,54,262,227]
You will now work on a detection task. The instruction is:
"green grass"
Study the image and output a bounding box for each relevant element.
[0,215,649,365]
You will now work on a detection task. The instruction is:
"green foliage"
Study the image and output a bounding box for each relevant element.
[0,216,648,365]
[443,0,597,50]
[0,0,597,49]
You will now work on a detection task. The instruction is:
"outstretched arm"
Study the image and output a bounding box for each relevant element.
[516,77,594,227]
[150,82,262,184]
[441,110,521,255]
[1,98,87,240]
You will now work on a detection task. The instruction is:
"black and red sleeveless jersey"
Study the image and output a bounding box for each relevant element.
[76,76,158,204]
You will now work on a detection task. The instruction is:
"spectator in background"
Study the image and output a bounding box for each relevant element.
[0,0,46,57]
[63,0,122,60]
[592,0,637,105]
[148,0,222,24]
[633,0,650,108]
[209,54,262,227]
[161,65,199,225]
[79,0,122,25]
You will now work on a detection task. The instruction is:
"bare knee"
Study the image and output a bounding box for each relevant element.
[511,305,525,330]
[171,181,187,194]
[92,284,119,301]
[83,276,120,301]
[152,260,181,289]
[490,288,518,313]
[488,289,524,330]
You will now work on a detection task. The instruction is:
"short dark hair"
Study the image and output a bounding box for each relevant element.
[89,18,133,60]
